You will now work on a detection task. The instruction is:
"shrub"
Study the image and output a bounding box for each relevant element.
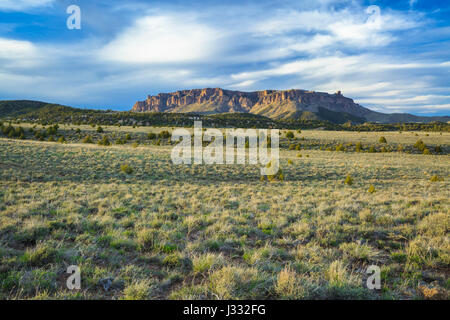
[48,136,55,142]
[121,164,133,174]
[159,130,170,139]
[82,135,93,143]
[98,136,111,146]
[125,133,131,141]
[115,138,125,145]
[414,139,426,151]
[288,144,295,150]
[336,144,344,152]
[286,131,294,139]
[96,126,104,133]
[47,125,58,135]
[57,136,66,143]
[344,174,353,185]
[288,159,293,165]
[368,185,376,193]
[368,146,376,153]
[422,148,431,155]
[379,136,387,143]
[434,145,442,153]
[147,132,156,140]
[355,142,363,152]
[430,175,443,182]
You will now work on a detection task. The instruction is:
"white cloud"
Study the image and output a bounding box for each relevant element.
[99,14,221,64]
[250,7,421,54]
[0,0,54,11]
[0,2,447,115]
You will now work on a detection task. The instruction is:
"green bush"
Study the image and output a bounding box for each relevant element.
[430,175,443,182]
[82,135,93,143]
[98,136,111,146]
[414,139,426,151]
[355,142,363,152]
[344,174,354,185]
[121,164,133,174]
[286,131,294,139]
[97,126,104,133]
[147,132,156,140]
[115,138,125,145]
[379,136,387,143]
[159,130,171,139]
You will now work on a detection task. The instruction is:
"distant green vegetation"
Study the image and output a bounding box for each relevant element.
[1,100,449,132]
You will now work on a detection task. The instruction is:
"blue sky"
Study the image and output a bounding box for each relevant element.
[0,0,449,115]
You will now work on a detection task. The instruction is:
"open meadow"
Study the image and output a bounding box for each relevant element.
[0,125,449,299]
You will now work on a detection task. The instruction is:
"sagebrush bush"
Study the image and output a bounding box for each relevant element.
[430,175,443,182]
[414,139,426,151]
[98,136,111,146]
[379,136,387,143]
[344,174,353,185]
[159,130,170,139]
[82,135,93,143]
[120,164,133,174]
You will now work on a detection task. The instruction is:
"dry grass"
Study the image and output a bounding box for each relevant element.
[0,126,449,300]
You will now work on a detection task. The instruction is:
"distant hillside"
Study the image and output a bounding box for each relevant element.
[1,99,449,132]
[132,88,450,124]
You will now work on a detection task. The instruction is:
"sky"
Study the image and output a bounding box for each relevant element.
[0,0,449,115]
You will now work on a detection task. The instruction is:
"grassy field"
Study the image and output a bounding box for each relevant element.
[0,125,449,300]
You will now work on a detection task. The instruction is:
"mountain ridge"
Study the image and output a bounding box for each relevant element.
[131,88,450,124]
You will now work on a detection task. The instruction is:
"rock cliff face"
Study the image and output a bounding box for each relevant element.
[132,88,373,120]
[131,88,450,123]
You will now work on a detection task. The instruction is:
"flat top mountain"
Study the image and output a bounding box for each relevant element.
[132,88,450,124]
